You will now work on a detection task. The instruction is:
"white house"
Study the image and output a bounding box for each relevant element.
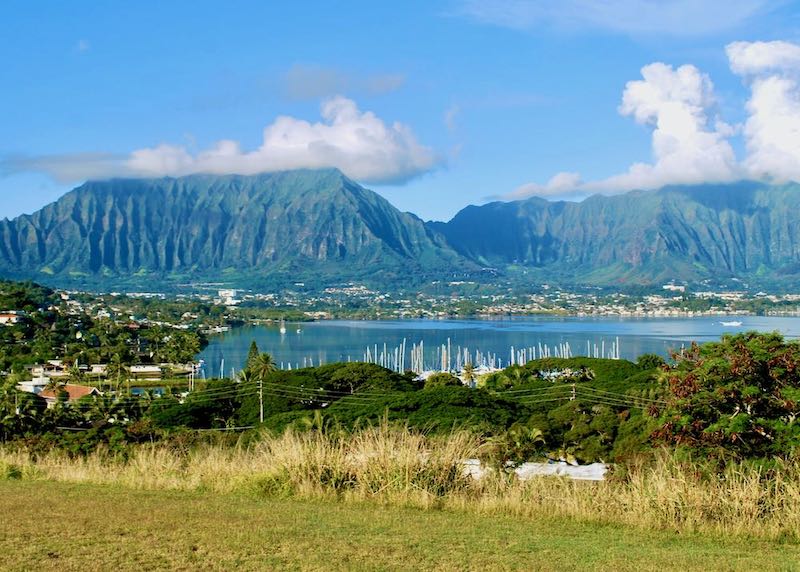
[16,377,50,395]
[0,311,25,325]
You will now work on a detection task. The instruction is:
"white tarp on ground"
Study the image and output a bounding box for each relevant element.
[462,459,608,482]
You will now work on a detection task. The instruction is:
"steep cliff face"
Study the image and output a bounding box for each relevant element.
[434,182,800,283]
[0,169,464,285]
[1,173,799,289]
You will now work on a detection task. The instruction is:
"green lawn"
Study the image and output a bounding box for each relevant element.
[1,480,798,571]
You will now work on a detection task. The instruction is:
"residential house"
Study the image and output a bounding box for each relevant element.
[16,377,50,395]
[38,384,101,409]
[0,310,25,325]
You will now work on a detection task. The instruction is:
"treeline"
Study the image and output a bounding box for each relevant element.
[0,280,207,375]
[3,330,799,466]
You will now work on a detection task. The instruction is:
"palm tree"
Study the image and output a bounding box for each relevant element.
[237,368,255,384]
[462,363,476,386]
[249,352,277,425]
[43,376,65,393]
[251,352,277,381]
[492,366,528,390]
[106,357,129,393]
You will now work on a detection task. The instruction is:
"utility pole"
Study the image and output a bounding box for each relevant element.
[570,383,576,402]
[259,378,264,424]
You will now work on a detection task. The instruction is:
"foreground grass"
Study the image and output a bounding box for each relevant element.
[5,426,800,541]
[1,480,799,571]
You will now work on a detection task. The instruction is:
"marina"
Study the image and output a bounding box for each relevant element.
[197,315,800,378]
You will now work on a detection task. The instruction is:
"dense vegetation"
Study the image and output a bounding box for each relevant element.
[2,276,799,469]
[5,330,800,468]
[0,280,210,376]
[3,171,800,290]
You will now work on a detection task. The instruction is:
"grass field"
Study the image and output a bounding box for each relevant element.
[1,480,799,571]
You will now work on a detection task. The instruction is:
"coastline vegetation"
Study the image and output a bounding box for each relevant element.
[3,279,800,556]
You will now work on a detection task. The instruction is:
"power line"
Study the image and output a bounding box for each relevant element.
[500,385,572,396]
[576,385,669,404]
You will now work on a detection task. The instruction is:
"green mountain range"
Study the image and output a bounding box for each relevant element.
[433,181,800,287]
[1,170,799,290]
[0,170,468,289]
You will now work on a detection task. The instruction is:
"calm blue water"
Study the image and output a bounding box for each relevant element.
[197,316,800,377]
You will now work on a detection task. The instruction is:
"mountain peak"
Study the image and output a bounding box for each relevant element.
[0,168,463,289]
[1,176,799,290]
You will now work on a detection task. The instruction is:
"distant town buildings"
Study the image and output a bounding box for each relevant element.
[217,289,240,306]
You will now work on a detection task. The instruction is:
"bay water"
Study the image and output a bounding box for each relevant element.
[197,316,800,378]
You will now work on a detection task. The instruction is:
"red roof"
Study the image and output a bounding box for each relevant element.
[39,384,100,401]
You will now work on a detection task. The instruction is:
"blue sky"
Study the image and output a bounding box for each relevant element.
[2,1,800,221]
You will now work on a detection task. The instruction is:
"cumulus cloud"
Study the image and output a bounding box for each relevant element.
[727,40,800,182]
[4,97,439,185]
[283,65,405,100]
[727,40,800,75]
[510,62,739,200]
[596,63,739,190]
[458,0,772,36]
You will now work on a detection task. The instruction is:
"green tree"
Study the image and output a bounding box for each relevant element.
[251,352,277,381]
[67,364,86,385]
[106,356,129,393]
[462,363,476,386]
[44,376,65,393]
[637,353,666,370]
[246,341,260,371]
[424,372,461,389]
[484,422,546,467]
[653,332,800,459]
[237,368,255,384]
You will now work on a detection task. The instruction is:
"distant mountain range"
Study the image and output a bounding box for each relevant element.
[1,169,799,290]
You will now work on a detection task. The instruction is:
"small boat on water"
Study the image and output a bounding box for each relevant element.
[720,320,743,327]
[279,319,287,335]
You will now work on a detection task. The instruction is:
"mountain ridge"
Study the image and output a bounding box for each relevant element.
[0,169,469,288]
[435,180,800,286]
[1,171,799,290]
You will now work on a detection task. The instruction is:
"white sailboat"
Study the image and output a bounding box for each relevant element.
[279,319,287,335]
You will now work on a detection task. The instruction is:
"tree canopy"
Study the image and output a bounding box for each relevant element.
[654,332,800,459]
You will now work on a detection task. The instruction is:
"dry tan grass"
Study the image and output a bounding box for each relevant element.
[2,426,799,541]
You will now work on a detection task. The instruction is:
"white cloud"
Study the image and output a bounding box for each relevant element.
[458,0,773,36]
[283,65,405,100]
[76,39,90,53]
[132,97,438,183]
[727,40,800,75]
[506,172,583,200]
[510,62,739,200]
[4,97,440,185]
[599,63,739,190]
[727,40,800,182]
